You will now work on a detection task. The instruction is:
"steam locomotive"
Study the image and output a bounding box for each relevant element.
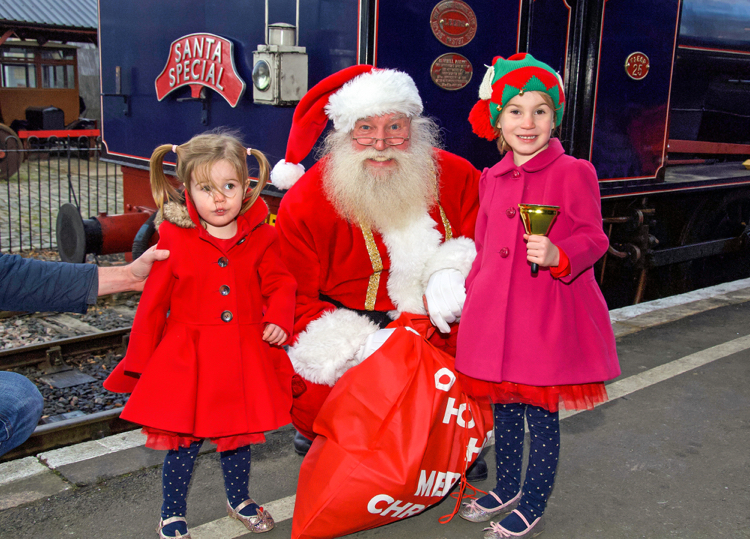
[77,0,750,308]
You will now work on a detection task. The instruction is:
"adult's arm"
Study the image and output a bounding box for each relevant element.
[0,246,169,313]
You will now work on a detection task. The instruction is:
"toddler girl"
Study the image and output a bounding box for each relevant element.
[105,130,296,538]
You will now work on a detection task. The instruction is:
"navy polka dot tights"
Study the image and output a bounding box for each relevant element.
[477,403,560,532]
[160,442,259,537]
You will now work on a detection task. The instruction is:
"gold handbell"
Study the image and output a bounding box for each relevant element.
[518,204,560,274]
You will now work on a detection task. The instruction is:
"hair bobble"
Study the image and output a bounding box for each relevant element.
[246,148,253,156]
[172,144,178,153]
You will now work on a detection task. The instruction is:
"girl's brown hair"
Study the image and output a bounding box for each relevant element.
[494,92,559,154]
[149,129,269,216]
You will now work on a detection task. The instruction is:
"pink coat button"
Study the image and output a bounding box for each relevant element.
[499,247,510,258]
[506,207,516,218]
[512,170,520,178]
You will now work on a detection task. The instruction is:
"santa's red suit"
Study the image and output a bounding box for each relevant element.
[276,149,480,438]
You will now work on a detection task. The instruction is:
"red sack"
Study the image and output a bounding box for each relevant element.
[292,314,493,539]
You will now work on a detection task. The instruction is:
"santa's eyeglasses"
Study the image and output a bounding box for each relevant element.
[350,136,410,146]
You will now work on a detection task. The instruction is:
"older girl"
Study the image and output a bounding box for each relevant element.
[105,130,296,538]
[456,54,619,538]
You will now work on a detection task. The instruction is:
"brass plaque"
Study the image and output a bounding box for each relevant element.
[430,53,473,91]
[430,0,477,48]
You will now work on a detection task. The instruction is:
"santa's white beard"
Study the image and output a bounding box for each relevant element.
[322,126,439,232]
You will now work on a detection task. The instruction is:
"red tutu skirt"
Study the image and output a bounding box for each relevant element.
[142,427,266,452]
[457,373,608,413]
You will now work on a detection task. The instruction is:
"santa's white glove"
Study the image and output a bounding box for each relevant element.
[424,269,466,334]
[356,328,396,361]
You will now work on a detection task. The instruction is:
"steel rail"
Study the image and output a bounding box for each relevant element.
[0,327,130,370]
[0,407,138,462]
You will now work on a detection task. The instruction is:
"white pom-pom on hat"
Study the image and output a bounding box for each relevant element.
[270,160,306,191]
[478,64,495,101]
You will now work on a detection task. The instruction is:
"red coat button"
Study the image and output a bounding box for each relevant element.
[500,247,510,258]
[512,170,520,178]
[506,207,516,218]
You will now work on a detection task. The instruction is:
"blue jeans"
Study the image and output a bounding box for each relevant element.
[0,372,44,457]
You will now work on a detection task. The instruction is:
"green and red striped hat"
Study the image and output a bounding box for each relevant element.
[468,53,565,141]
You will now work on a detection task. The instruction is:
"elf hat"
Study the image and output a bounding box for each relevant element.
[468,53,565,141]
[270,65,423,190]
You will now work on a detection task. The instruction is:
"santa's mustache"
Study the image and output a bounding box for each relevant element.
[353,147,403,167]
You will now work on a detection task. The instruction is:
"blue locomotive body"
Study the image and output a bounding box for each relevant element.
[98,0,750,306]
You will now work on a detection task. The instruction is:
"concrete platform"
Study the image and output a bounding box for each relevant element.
[1,278,750,538]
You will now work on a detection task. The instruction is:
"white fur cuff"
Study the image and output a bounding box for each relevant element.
[421,236,477,288]
[288,308,380,386]
[270,160,306,190]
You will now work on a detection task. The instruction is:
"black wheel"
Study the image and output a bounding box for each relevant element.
[0,124,23,180]
[675,189,750,291]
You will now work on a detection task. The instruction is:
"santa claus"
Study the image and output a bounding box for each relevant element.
[272,65,486,480]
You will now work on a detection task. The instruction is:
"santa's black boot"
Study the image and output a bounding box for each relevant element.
[293,431,313,456]
[466,454,489,482]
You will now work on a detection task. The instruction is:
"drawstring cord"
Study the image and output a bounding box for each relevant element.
[438,394,486,524]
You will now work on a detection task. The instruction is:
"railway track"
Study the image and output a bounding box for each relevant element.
[0,328,130,370]
[0,326,137,463]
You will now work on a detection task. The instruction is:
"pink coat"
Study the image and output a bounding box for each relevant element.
[455,139,619,386]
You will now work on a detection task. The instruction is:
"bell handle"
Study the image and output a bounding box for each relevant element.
[531,262,539,275]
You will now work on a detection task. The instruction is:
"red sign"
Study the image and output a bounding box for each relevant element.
[155,33,246,107]
[430,0,477,48]
[625,52,650,81]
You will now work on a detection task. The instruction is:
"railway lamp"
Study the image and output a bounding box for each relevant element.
[252,0,308,106]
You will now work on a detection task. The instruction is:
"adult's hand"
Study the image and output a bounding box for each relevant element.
[97,245,170,295]
[128,245,170,288]
[423,268,465,334]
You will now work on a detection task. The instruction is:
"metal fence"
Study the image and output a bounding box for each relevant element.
[0,135,122,253]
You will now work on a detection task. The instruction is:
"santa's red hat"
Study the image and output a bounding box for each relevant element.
[270,65,423,190]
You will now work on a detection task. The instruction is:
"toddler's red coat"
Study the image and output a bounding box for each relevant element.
[105,196,297,439]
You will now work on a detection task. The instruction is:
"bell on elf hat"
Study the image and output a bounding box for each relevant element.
[270,65,423,190]
[468,53,565,141]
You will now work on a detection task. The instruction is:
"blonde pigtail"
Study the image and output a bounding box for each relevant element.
[242,148,270,214]
[149,144,182,210]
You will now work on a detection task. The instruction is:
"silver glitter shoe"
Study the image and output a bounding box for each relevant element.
[483,510,545,538]
[227,499,275,533]
[458,490,521,523]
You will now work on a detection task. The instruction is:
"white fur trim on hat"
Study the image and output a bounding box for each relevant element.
[287,308,380,386]
[270,160,306,191]
[325,69,423,132]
